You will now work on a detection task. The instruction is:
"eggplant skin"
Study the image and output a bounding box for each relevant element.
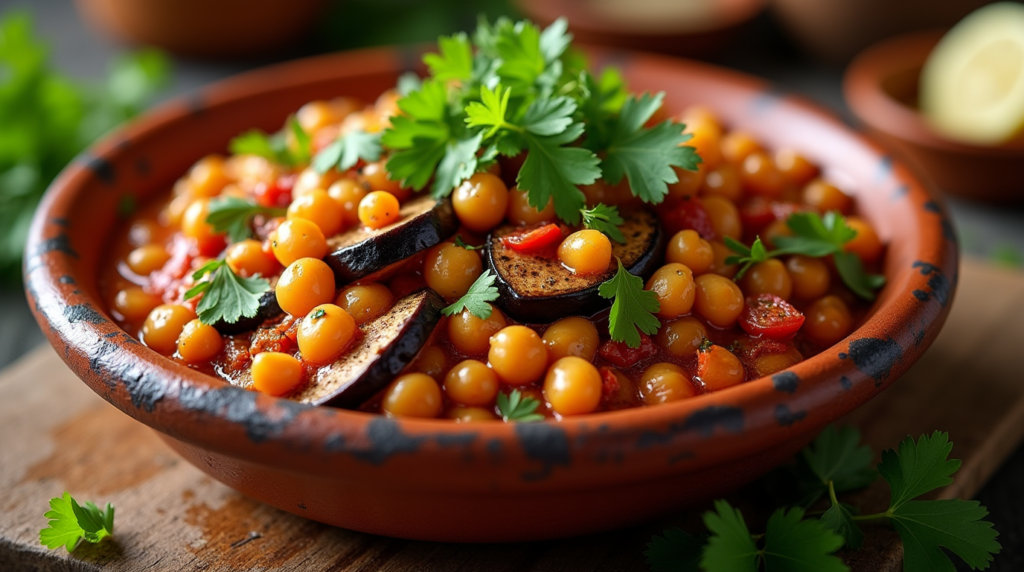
[211,290,282,335]
[487,208,665,323]
[294,288,445,409]
[325,196,458,285]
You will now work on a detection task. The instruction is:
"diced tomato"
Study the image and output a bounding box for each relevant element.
[599,366,622,399]
[739,294,805,340]
[255,175,295,208]
[148,234,196,303]
[739,196,776,229]
[660,196,716,239]
[599,333,658,368]
[502,224,565,254]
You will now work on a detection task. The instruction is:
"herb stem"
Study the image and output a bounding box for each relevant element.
[851,511,891,524]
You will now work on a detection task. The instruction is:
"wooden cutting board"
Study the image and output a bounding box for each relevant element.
[2,258,1023,572]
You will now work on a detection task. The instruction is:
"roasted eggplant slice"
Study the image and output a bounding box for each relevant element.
[325,195,458,284]
[291,288,445,408]
[487,208,664,322]
[211,290,282,335]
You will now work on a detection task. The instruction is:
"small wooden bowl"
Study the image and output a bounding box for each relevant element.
[844,31,1024,203]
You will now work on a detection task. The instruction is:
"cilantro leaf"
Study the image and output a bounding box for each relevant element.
[581,203,625,243]
[834,252,886,301]
[598,93,698,205]
[645,527,703,572]
[185,260,270,325]
[312,129,382,174]
[465,84,512,137]
[518,123,601,224]
[493,19,546,91]
[39,491,114,552]
[423,32,473,83]
[879,431,960,507]
[578,67,629,148]
[497,389,544,422]
[382,79,456,191]
[432,132,483,198]
[598,258,661,348]
[521,95,576,136]
[821,501,864,550]
[803,425,877,494]
[890,500,1000,572]
[229,116,309,167]
[724,236,771,279]
[762,507,847,571]
[538,17,572,64]
[700,500,759,571]
[205,196,283,243]
[442,269,499,319]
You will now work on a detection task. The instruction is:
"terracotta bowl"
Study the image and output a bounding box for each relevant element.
[24,45,957,542]
[844,31,1024,203]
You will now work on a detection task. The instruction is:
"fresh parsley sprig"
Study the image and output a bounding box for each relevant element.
[229,116,311,167]
[453,235,485,251]
[311,129,382,174]
[581,203,625,243]
[205,196,285,243]
[39,492,115,552]
[598,258,661,349]
[723,236,773,280]
[442,269,499,319]
[497,389,544,422]
[184,259,270,325]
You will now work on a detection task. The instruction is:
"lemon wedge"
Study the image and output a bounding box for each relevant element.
[920,2,1024,145]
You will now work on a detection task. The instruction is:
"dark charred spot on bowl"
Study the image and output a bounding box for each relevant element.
[515,423,570,481]
[669,450,695,464]
[177,384,307,444]
[914,328,927,346]
[891,184,909,201]
[774,404,806,427]
[64,304,106,325]
[771,371,799,394]
[80,153,116,185]
[923,201,942,214]
[50,217,70,227]
[911,260,950,307]
[59,275,76,285]
[839,337,903,387]
[941,219,956,242]
[486,438,503,464]
[749,86,785,117]
[435,432,477,448]
[30,233,78,260]
[297,502,307,510]
[88,339,167,412]
[840,376,853,390]
[348,417,427,465]
[683,405,744,437]
[875,156,893,182]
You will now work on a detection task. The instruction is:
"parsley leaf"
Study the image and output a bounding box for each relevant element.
[762,507,847,571]
[803,425,877,496]
[423,32,473,83]
[229,116,310,167]
[597,92,699,205]
[578,68,629,146]
[496,389,544,422]
[454,235,484,251]
[465,85,512,137]
[645,528,704,572]
[598,258,661,348]
[39,491,114,552]
[382,79,456,192]
[205,196,284,243]
[442,269,499,319]
[185,259,270,325]
[312,129,382,174]
[581,203,625,243]
[517,122,601,224]
[821,501,864,550]
[433,132,483,198]
[700,500,759,571]
[724,236,771,279]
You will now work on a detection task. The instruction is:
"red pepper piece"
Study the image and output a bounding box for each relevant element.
[599,333,658,368]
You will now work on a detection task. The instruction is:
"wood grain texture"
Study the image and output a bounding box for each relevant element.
[1,258,1022,571]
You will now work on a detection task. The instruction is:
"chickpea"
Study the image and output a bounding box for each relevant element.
[701,195,742,240]
[382,373,442,418]
[804,295,853,346]
[413,345,448,380]
[751,346,803,378]
[358,190,401,229]
[272,218,328,266]
[142,304,197,355]
[113,287,162,322]
[292,167,344,200]
[448,304,507,355]
[181,198,226,256]
[452,173,509,232]
[443,359,500,406]
[506,187,556,225]
[741,152,785,198]
[187,155,230,198]
[297,304,357,364]
[741,259,793,300]
[656,316,708,357]
[336,283,393,325]
[775,149,819,186]
[557,230,612,275]
[488,325,547,385]
[844,217,883,264]
[761,218,793,249]
[640,362,696,405]
[542,317,599,362]
[276,258,337,317]
[296,97,360,132]
[424,242,483,301]
[327,179,369,228]
[226,239,279,278]
[666,229,714,275]
[709,241,738,278]
[667,166,705,203]
[543,356,603,416]
[125,244,170,276]
[162,193,191,228]
[176,319,224,363]
[681,114,723,171]
[786,255,830,299]
[646,263,696,319]
[447,406,498,422]
[802,180,853,214]
[362,160,410,202]
[721,131,762,165]
[701,164,743,202]
[251,352,303,396]
[698,345,746,391]
[694,274,744,328]
[287,189,344,237]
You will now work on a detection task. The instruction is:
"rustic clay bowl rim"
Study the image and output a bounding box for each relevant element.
[844,30,1024,159]
[25,44,956,492]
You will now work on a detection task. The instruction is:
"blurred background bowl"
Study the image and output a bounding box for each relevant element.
[843,31,1024,204]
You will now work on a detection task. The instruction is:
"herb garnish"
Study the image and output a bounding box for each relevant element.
[598,259,661,349]
[497,389,544,422]
[645,427,1001,572]
[205,197,285,243]
[381,17,700,225]
[454,235,485,251]
[581,203,625,243]
[184,259,270,325]
[441,269,499,319]
[311,129,382,174]
[229,116,311,167]
[39,492,115,552]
